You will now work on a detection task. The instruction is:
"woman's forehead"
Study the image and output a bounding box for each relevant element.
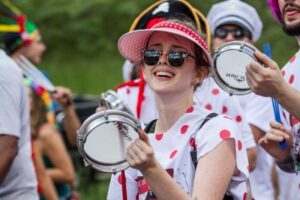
[148,32,194,50]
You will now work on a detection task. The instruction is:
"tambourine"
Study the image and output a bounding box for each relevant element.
[212,41,258,95]
[99,90,133,115]
[77,110,141,173]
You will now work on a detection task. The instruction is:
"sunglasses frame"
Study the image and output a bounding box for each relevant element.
[141,49,197,68]
[214,27,252,40]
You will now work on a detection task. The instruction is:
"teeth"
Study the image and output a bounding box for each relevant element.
[156,71,173,77]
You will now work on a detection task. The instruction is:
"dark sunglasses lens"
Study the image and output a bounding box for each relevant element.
[143,50,160,65]
[215,28,246,39]
[232,29,244,39]
[215,28,227,39]
[168,52,185,67]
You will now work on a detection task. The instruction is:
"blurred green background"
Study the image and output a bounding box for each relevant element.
[13,0,299,199]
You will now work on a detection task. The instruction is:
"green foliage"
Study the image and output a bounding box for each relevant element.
[13,0,298,96]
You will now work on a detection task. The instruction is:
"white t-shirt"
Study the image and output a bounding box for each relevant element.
[276,49,300,199]
[237,92,275,200]
[107,104,249,199]
[116,77,256,149]
[0,50,38,200]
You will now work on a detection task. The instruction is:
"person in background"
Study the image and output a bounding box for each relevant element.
[0,0,81,147]
[115,0,257,174]
[108,17,250,199]
[0,49,38,199]
[246,0,300,199]
[26,78,77,200]
[206,1,276,199]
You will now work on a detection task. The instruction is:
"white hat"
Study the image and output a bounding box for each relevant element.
[207,0,263,42]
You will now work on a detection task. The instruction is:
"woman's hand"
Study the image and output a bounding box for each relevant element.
[125,130,156,173]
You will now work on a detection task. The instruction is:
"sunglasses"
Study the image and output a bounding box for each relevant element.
[141,49,196,68]
[214,27,252,40]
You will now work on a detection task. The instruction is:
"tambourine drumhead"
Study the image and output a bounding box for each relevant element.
[100,90,133,115]
[212,41,258,95]
[77,110,141,173]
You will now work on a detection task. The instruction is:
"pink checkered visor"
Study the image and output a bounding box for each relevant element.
[118,21,213,68]
[268,0,281,21]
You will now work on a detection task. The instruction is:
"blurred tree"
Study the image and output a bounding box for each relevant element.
[12,0,298,94]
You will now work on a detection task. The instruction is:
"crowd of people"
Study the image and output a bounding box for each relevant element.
[1,0,300,199]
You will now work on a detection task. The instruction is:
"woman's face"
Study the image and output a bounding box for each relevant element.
[143,32,202,95]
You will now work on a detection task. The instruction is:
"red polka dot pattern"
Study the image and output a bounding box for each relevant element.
[117,174,123,185]
[180,125,189,134]
[238,140,243,151]
[212,88,219,95]
[170,150,178,159]
[189,138,195,147]
[126,88,130,94]
[281,70,285,77]
[186,106,194,113]
[222,106,228,114]
[220,130,231,139]
[289,55,296,63]
[205,103,212,110]
[155,133,164,141]
[236,115,242,123]
[289,74,295,84]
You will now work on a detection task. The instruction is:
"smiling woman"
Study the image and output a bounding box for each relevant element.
[107,18,250,200]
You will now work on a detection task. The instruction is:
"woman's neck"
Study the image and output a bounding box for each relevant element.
[154,91,193,132]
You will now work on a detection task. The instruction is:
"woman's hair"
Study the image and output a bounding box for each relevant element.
[30,88,48,139]
[166,17,210,89]
[170,17,208,62]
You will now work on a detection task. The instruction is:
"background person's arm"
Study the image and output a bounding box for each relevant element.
[0,135,18,184]
[53,86,81,147]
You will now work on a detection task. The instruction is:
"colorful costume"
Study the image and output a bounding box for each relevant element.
[0,0,38,54]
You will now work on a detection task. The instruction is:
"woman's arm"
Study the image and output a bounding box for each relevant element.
[53,86,81,147]
[32,140,58,200]
[39,124,75,184]
[192,139,235,199]
[126,131,236,200]
[126,131,190,200]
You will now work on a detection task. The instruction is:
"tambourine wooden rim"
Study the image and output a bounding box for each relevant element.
[77,109,141,173]
[212,41,258,95]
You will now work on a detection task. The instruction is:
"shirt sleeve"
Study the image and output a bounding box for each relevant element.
[0,73,22,137]
[196,115,249,182]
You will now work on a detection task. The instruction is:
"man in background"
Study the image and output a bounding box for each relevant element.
[0,48,38,199]
[0,0,81,147]
[207,0,275,199]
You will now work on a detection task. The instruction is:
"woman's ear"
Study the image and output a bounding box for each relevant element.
[194,66,209,85]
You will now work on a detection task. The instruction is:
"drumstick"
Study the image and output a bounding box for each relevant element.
[263,43,287,150]
[15,55,56,93]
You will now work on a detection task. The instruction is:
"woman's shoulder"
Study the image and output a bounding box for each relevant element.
[38,123,58,140]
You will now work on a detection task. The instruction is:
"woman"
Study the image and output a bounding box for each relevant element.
[27,78,77,200]
[107,18,249,199]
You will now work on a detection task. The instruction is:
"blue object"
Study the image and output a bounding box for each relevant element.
[263,43,287,150]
